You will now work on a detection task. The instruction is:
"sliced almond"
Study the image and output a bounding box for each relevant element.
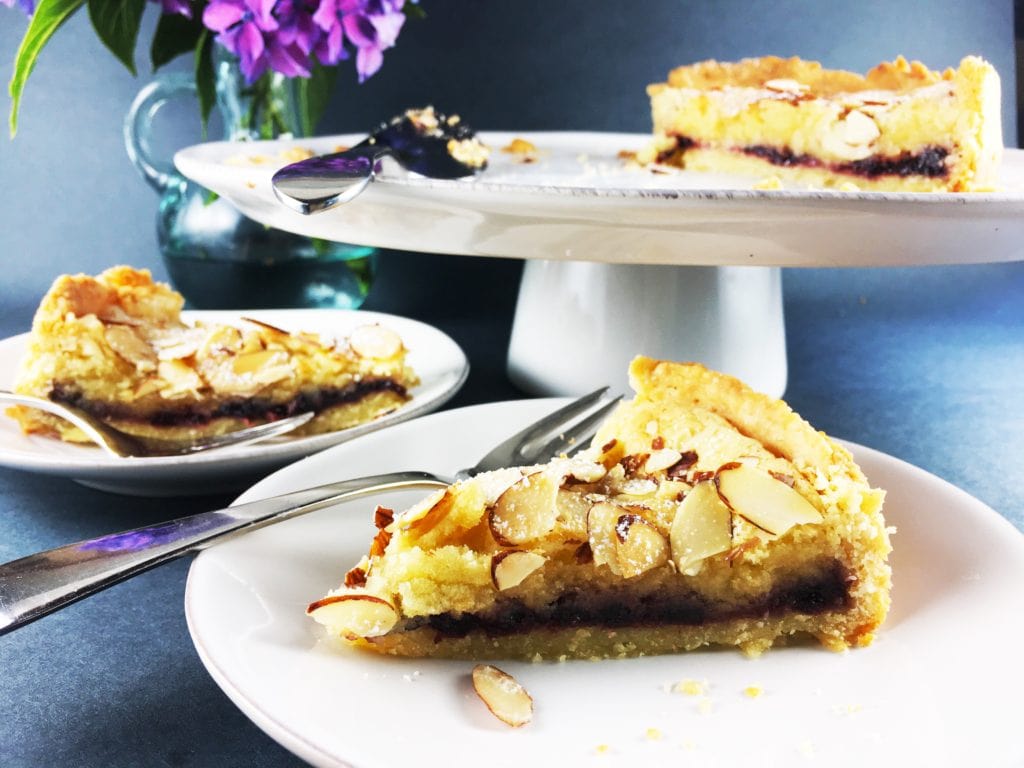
[587,501,625,575]
[594,438,625,470]
[822,109,880,160]
[471,664,533,728]
[232,349,283,375]
[645,449,683,473]
[670,481,733,575]
[715,463,823,537]
[373,505,395,529]
[157,359,204,398]
[764,77,809,93]
[398,489,453,535]
[105,325,158,372]
[614,513,670,578]
[488,471,558,545]
[491,550,546,591]
[555,488,593,538]
[306,594,398,637]
[349,324,403,360]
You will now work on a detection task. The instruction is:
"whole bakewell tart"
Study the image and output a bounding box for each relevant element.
[7,267,418,443]
[308,357,892,659]
[637,55,1001,192]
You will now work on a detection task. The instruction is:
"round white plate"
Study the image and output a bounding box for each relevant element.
[0,309,467,496]
[187,399,1024,768]
[176,131,1024,267]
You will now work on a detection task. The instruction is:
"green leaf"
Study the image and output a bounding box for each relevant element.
[404,2,427,20]
[294,63,338,137]
[87,0,146,76]
[151,7,205,71]
[194,30,216,133]
[8,0,86,137]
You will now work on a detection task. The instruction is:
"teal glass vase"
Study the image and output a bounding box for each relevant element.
[124,53,375,310]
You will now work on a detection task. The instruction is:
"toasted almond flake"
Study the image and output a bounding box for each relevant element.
[471,664,533,727]
[306,594,398,637]
[491,550,546,590]
[104,325,158,371]
[349,324,403,360]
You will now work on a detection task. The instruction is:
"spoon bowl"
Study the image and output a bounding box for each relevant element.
[272,107,487,214]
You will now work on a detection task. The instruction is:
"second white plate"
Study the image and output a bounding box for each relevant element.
[176,131,1024,267]
[0,309,467,496]
[187,399,1024,768]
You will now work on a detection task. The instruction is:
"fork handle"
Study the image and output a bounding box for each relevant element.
[0,471,446,636]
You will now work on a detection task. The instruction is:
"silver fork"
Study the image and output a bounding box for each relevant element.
[0,390,315,458]
[0,388,620,635]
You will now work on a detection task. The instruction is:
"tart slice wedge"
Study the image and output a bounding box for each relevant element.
[7,266,418,444]
[308,357,891,659]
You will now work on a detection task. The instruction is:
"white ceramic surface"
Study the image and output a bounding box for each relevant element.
[175,131,1024,267]
[187,399,1024,768]
[508,262,786,397]
[0,309,467,496]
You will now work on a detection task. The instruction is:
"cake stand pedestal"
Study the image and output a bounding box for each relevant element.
[507,261,786,397]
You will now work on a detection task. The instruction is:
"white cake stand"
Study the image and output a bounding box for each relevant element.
[176,131,1024,397]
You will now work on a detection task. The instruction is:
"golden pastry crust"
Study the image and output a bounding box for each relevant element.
[308,358,891,660]
[657,55,947,97]
[8,266,418,443]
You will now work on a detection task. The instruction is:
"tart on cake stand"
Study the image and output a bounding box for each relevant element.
[175,130,1024,397]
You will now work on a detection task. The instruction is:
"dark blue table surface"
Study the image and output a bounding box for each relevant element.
[1,254,1022,767]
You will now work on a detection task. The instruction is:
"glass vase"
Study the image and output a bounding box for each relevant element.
[124,53,375,310]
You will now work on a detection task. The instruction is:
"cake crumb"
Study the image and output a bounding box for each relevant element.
[645,727,662,741]
[796,740,816,758]
[696,696,713,715]
[753,175,783,190]
[673,678,707,696]
[594,744,611,755]
[743,684,764,698]
[401,670,422,683]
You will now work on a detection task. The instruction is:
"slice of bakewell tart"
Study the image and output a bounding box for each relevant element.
[7,266,418,444]
[308,357,891,659]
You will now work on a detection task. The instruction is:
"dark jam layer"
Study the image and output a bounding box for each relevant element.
[407,562,852,639]
[50,378,407,427]
[661,134,950,179]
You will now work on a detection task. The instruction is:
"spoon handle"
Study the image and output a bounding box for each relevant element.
[0,471,446,635]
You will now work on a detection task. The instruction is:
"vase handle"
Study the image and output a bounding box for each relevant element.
[123,74,197,194]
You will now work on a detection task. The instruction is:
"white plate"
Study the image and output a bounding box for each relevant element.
[176,131,1024,267]
[0,309,467,496]
[186,399,1024,768]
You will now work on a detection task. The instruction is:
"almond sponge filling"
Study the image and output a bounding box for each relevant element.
[47,377,408,428]
[402,558,851,640]
[658,134,951,179]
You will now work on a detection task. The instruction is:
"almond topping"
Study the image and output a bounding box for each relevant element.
[715,463,823,537]
[491,550,546,591]
[614,513,670,578]
[398,489,453,535]
[373,505,395,529]
[645,448,683,473]
[471,664,533,728]
[670,481,733,575]
[104,325,158,371]
[349,324,403,360]
[488,471,559,545]
[306,594,398,637]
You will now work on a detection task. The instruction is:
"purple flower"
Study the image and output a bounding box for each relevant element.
[151,0,192,17]
[0,0,35,15]
[204,0,324,82]
[203,0,279,82]
[313,0,407,82]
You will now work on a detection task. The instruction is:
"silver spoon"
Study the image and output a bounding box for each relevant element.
[272,107,486,214]
[0,390,314,458]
